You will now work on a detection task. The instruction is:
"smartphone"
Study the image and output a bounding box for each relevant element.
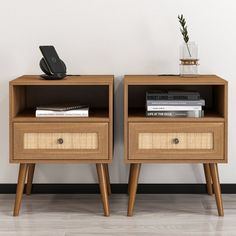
[39,46,66,74]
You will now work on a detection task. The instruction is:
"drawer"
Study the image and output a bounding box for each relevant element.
[13,123,109,160]
[128,123,224,160]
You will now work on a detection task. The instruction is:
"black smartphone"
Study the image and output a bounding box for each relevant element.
[39,46,66,74]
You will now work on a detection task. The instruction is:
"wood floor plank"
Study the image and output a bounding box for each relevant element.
[0,194,235,235]
[0,232,65,236]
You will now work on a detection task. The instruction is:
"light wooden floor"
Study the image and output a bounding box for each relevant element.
[0,194,236,235]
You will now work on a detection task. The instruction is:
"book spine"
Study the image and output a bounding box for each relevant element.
[36,106,89,112]
[146,110,204,118]
[36,110,88,117]
[146,99,205,106]
[146,105,202,111]
[146,95,200,100]
[36,114,88,117]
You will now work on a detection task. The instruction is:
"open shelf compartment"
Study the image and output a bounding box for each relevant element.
[128,84,226,121]
[11,85,110,121]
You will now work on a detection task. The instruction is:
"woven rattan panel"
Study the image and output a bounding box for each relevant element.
[24,133,98,149]
[138,133,213,149]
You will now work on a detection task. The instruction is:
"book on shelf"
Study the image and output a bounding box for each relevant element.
[146,110,204,118]
[146,90,201,101]
[146,105,202,111]
[145,90,205,118]
[36,104,89,117]
[146,99,205,106]
[36,104,88,112]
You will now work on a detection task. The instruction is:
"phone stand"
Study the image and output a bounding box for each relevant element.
[39,58,67,80]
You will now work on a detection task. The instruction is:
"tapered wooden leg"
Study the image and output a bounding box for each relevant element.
[209,163,224,216]
[26,164,35,195]
[127,164,134,195]
[203,164,213,195]
[96,163,110,216]
[104,164,111,196]
[13,164,28,216]
[127,163,141,216]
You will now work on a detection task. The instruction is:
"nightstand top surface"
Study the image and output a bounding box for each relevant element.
[124,75,227,85]
[10,75,114,85]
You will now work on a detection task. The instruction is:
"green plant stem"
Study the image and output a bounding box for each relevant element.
[186,43,192,58]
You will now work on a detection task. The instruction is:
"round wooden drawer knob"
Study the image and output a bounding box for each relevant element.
[57,138,64,144]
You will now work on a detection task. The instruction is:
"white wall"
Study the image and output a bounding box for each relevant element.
[0,0,236,184]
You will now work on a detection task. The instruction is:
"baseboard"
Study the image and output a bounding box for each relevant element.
[0,184,236,194]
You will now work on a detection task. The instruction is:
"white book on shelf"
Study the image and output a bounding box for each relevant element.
[146,110,204,118]
[147,105,202,111]
[36,109,89,117]
[146,99,205,106]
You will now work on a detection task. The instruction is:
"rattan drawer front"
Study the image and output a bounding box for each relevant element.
[24,133,98,149]
[139,133,213,150]
[14,123,108,160]
[129,122,224,160]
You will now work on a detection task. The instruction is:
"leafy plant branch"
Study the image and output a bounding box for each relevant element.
[178,14,191,57]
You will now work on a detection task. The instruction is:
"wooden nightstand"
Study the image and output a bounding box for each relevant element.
[9,75,113,216]
[124,75,228,216]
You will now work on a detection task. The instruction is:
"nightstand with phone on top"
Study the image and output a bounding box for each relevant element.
[10,46,114,216]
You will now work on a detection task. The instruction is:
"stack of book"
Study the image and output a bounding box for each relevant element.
[36,104,89,117]
[146,90,205,118]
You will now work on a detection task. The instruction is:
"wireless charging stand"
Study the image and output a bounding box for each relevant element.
[39,58,67,80]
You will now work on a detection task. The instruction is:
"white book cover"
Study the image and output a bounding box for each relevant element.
[146,99,205,106]
[147,105,202,111]
[146,110,203,118]
[36,109,89,117]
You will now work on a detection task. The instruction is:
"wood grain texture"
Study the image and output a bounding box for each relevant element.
[124,75,227,216]
[203,164,213,195]
[108,82,114,160]
[1,194,235,235]
[127,164,134,195]
[127,163,141,216]
[125,75,227,85]
[124,75,228,164]
[10,75,114,85]
[129,122,224,161]
[13,163,28,216]
[26,164,35,195]
[13,123,109,161]
[10,75,113,216]
[210,163,224,216]
[96,164,110,216]
[9,75,114,163]
[104,164,111,196]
